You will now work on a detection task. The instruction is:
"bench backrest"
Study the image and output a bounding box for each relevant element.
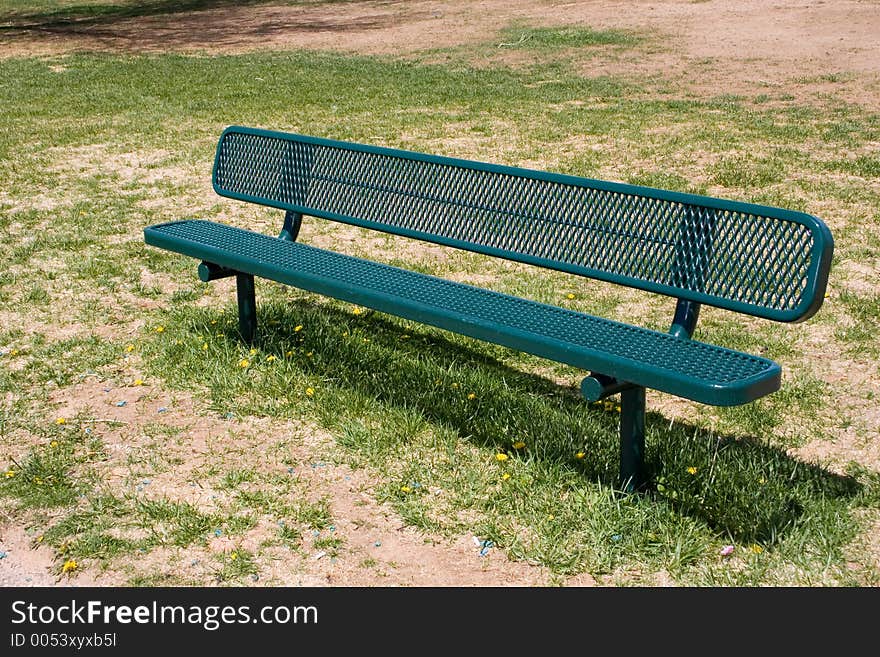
[212,126,833,322]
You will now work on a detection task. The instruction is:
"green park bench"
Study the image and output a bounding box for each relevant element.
[144,126,834,491]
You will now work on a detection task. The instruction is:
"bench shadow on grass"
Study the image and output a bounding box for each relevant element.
[1,1,273,27]
[1,0,396,50]
[228,297,862,545]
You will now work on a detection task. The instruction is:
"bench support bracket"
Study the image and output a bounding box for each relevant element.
[581,373,636,401]
[198,261,236,282]
[279,210,303,242]
[619,386,646,492]
[670,299,701,339]
[236,273,257,343]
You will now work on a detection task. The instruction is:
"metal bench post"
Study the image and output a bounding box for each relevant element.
[144,127,834,505]
[619,386,646,492]
[236,273,256,343]
[279,210,302,242]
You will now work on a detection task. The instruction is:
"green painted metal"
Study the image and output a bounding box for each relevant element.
[145,220,782,406]
[211,125,833,323]
[669,299,701,339]
[236,273,256,343]
[620,387,647,492]
[279,210,302,242]
[580,373,635,402]
[198,260,236,282]
[145,126,836,491]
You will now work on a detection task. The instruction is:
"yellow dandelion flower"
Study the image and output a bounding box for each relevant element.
[305,387,315,397]
[35,477,42,485]
[265,355,276,363]
[238,359,249,368]
[548,514,555,520]
[50,440,59,448]
[575,451,586,460]
[342,331,349,337]
[210,320,217,325]
[203,343,209,350]
[467,392,477,400]
[513,441,526,449]
[61,559,78,574]
[154,325,165,333]
[450,382,459,389]
[294,325,303,332]
[55,417,66,425]
[125,344,135,353]
[400,485,412,493]
[4,470,15,478]
[306,351,313,358]
[566,293,575,300]
[230,552,238,561]
[10,349,19,356]
[501,473,511,481]
[249,348,257,356]
[134,379,144,386]
[36,535,43,543]
[758,477,766,485]
[687,466,697,475]
[750,544,764,554]
[495,453,508,462]
[352,307,364,316]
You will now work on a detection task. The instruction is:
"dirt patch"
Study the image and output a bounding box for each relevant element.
[19,376,592,586]
[0,524,100,587]
[2,1,879,105]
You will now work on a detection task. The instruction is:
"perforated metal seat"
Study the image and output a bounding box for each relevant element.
[145,219,780,406]
[144,126,833,490]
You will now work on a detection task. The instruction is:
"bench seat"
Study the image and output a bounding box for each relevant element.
[145,219,780,407]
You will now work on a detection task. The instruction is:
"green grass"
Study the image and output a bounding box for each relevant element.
[0,428,96,508]
[0,23,878,585]
[496,24,641,50]
[135,298,878,582]
[710,153,788,189]
[835,290,880,357]
[216,548,259,583]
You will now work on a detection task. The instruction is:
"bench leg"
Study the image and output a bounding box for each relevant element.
[619,386,646,492]
[236,273,257,343]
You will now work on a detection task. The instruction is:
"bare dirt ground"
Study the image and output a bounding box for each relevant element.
[4,377,568,587]
[2,0,878,587]
[2,0,879,105]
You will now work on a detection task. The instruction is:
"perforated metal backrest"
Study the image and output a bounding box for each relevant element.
[213,126,833,322]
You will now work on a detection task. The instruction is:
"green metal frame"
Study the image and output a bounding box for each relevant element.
[620,387,647,492]
[213,125,834,323]
[143,126,836,492]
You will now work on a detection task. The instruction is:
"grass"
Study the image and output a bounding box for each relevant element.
[834,290,880,358]
[132,298,877,582]
[0,6,878,585]
[496,23,641,50]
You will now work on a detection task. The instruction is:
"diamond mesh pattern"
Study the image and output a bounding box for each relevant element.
[214,130,819,317]
[149,220,776,393]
